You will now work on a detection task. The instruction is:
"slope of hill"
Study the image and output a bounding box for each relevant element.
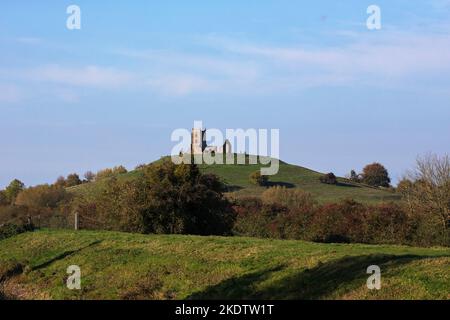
[0,229,448,300]
[69,156,400,204]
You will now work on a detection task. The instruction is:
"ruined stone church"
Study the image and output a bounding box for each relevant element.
[191,127,232,155]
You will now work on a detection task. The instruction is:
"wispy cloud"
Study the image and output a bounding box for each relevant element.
[5,26,450,100]
[146,74,213,96]
[431,0,450,9]
[112,28,450,95]
[27,65,134,89]
[16,37,43,45]
[203,31,450,83]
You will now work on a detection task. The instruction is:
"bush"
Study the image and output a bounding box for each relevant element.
[232,197,288,238]
[0,205,28,225]
[0,223,33,241]
[365,203,410,244]
[319,173,338,185]
[77,160,235,236]
[233,190,316,240]
[249,171,268,186]
[262,186,312,207]
[233,196,445,246]
[139,161,235,235]
[309,199,367,243]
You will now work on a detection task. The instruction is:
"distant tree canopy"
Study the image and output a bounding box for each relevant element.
[15,184,70,209]
[249,171,269,186]
[66,173,82,187]
[362,163,391,187]
[54,173,83,188]
[4,179,25,204]
[84,171,95,182]
[55,176,67,188]
[0,190,8,206]
[95,166,128,181]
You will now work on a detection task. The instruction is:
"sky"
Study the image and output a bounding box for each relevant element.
[1,0,449,188]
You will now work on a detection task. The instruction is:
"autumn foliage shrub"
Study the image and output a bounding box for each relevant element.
[309,199,367,243]
[233,186,446,246]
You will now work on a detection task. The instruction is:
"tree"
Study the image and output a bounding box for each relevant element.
[396,178,413,195]
[320,172,338,185]
[249,171,269,186]
[139,160,235,235]
[55,176,66,187]
[96,168,114,180]
[15,184,69,209]
[5,179,25,204]
[84,160,235,236]
[362,163,391,187]
[84,171,95,182]
[65,173,82,187]
[349,170,360,182]
[402,154,449,243]
[0,190,8,206]
[113,165,128,174]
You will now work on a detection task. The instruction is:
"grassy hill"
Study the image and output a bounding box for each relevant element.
[69,156,400,204]
[0,229,448,300]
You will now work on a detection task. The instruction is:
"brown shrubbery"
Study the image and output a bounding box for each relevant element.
[233,186,448,246]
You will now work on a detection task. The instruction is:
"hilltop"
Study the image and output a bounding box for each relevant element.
[0,229,448,299]
[68,155,400,204]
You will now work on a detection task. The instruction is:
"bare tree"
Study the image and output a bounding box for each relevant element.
[404,153,450,237]
[84,171,95,182]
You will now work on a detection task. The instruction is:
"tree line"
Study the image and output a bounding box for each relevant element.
[0,154,448,246]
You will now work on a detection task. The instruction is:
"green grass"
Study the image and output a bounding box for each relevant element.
[1,229,448,300]
[68,156,400,204]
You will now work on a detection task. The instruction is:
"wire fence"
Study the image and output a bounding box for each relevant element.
[0,212,107,231]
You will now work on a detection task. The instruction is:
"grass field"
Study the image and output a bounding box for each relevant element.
[1,229,448,300]
[69,156,400,204]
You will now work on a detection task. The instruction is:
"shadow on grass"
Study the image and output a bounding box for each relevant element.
[32,240,102,270]
[187,254,446,300]
[187,264,287,300]
[336,182,361,188]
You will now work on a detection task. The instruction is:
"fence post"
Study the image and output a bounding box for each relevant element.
[74,212,79,231]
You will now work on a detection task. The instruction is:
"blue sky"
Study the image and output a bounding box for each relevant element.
[1,1,450,187]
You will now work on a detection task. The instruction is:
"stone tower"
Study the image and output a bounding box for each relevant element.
[191,127,207,154]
